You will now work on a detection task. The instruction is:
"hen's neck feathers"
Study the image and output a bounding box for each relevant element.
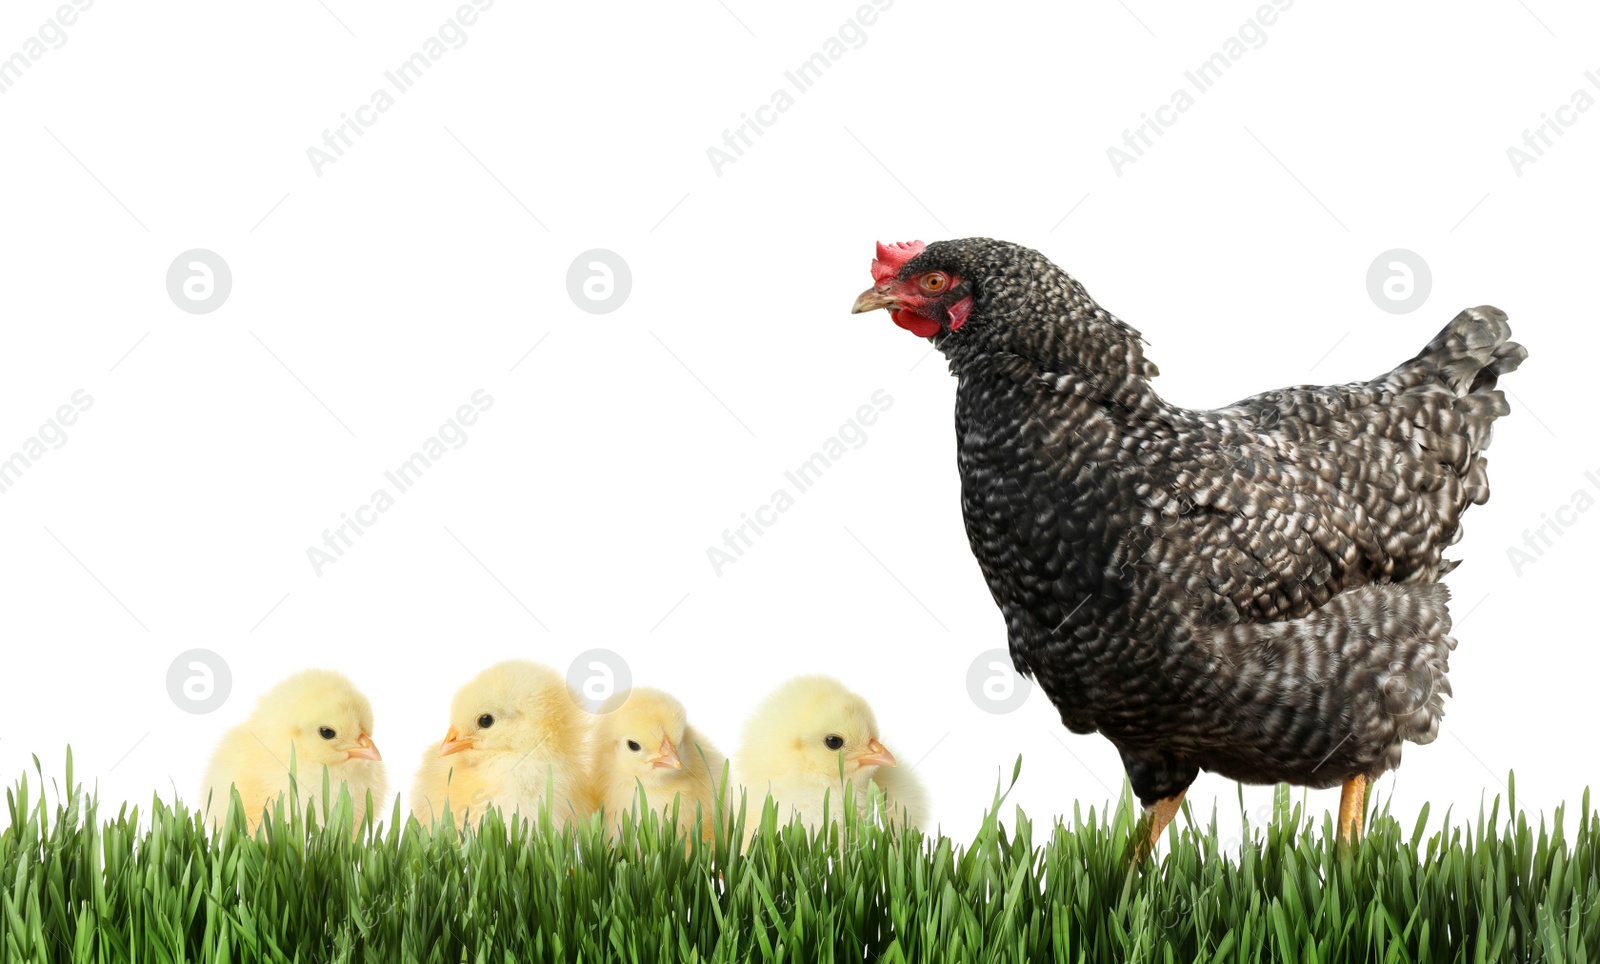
[937,258,1162,412]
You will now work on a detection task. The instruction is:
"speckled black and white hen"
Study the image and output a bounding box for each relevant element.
[852,238,1527,843]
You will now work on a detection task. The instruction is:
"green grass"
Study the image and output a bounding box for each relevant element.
[2,753,1595,963]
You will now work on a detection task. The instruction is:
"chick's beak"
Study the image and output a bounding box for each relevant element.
[649,737,683,770]
[346,733,382,762]
[851,285,899,314]
[438,726,474,757]
[852,739,897,769]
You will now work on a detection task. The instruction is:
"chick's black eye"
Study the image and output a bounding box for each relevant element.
[627,740,641,752]
[920,272,946,292]
[824,735,844,751]
[478,714,494,729]
[318,727,336,740]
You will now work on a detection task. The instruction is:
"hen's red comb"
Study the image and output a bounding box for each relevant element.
[871,240,925,284]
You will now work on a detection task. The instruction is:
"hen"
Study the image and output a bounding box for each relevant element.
[852,238,1526,844]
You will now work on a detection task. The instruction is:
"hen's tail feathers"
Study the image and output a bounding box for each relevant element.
[1413,306,1527,506]
[1418,306,1528,395]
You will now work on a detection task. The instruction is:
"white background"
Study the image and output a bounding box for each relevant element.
[1,0,1595,844]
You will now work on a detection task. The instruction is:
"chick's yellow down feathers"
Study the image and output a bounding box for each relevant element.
[199,669,386,832]
[734,675,928,836]
[411,660,594,828]
[588,687,727,841]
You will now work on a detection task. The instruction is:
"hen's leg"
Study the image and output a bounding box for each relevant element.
[1120,748,1198,861]
[1146,789,1188,847]
[1337,774,1368,842]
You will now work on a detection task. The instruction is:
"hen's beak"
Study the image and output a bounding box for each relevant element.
[346,733,382,761]
[648,737,683,770]
[438,726,474,757]
[851,739,897,769]
[852,285,898,314]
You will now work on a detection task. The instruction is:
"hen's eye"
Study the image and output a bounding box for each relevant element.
[478,714,495,729]
[920,272,946,292]
[318,727,336,740]
[824,735,845,751]
[627,740,642,752]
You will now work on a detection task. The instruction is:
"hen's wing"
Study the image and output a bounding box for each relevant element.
[1106,308,1523,791]
[1136,306,1525,626]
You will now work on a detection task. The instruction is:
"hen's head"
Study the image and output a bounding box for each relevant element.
[850,237,1058,340]
[852,237,1158,385]
[850,241,963,338]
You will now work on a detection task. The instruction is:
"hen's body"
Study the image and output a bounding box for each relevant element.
[862,238,1525,812]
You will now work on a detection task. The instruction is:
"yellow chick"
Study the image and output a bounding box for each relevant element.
[199,669,386,832]
[589,686,728,841]
[410,659,594,828]
[734,675,928,837]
